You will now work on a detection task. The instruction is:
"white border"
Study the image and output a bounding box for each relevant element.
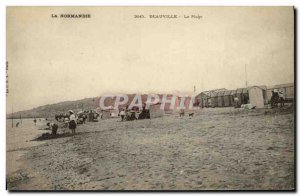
[1,0,297,6]
[1,1,298,196]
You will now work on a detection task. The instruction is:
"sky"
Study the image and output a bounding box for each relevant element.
[6,6,294,113]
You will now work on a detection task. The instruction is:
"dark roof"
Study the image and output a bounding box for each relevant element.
[236,88,244,94]
[230,90,237,95]
[224,90,233,96]
[197,88,227,98]
[216,90,226,96]
[267,83,294,89]
[248,85,267,91]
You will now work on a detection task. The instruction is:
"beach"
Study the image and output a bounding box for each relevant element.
[6,107,295,190]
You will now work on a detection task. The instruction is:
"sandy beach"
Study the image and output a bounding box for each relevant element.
[6,107,294,190]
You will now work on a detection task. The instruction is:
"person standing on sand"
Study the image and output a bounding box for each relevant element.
[234,96,239,108]
[69,110,77,135]
[120,109,125,121]
[179,108,185,117]
[279,90,285,108]
[271,89,280,108]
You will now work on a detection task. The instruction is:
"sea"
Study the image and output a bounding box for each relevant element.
[6,118,48,175]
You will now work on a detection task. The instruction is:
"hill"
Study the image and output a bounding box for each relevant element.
[6,94,151,119]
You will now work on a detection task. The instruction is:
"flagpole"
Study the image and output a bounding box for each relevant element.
[245,64,248,88]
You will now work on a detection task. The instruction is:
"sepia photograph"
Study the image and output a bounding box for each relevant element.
[6,6,295,191]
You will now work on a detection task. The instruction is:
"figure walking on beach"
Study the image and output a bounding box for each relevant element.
[69,110,77,135]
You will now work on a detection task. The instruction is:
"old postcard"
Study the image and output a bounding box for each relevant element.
[6,6,294,191]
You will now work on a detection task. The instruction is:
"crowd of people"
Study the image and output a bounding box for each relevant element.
[42,110,100,136]
[119,103,151,121]
[42,106,151,136]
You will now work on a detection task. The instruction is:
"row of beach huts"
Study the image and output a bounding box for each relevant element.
[93,83,294,118]
[195,83,294,109]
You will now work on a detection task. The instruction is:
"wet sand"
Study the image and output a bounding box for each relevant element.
[6,119,47,174]
[7,107,295,190]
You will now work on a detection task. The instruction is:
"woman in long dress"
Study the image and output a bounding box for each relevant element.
[68,110,77,135]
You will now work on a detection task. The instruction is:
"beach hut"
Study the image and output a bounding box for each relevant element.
[236,88,249,105]
[242,88,249,104]
[256,85,268,105]
[223,90,233,107]
[196,91,211,108]
[211,91,219,108]
[236,88,243,106]
[217,90,226,107]
[285,86,294,102]
[197,88,228,108]
[230,90,237,106]
[248,86,265,108]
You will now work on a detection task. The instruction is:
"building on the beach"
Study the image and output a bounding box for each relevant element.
[248,86,267,109]
[230,90,237,106]
[197,86,269,108]
[196,91,212,108]
[217,90,226,107]
[223,90,234,107]
[235,88,249,106]
[196,88,227,108]
[266,83,294,103]
[220,86,267,108]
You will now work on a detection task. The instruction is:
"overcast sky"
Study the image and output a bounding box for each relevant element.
[7,6,294,113]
